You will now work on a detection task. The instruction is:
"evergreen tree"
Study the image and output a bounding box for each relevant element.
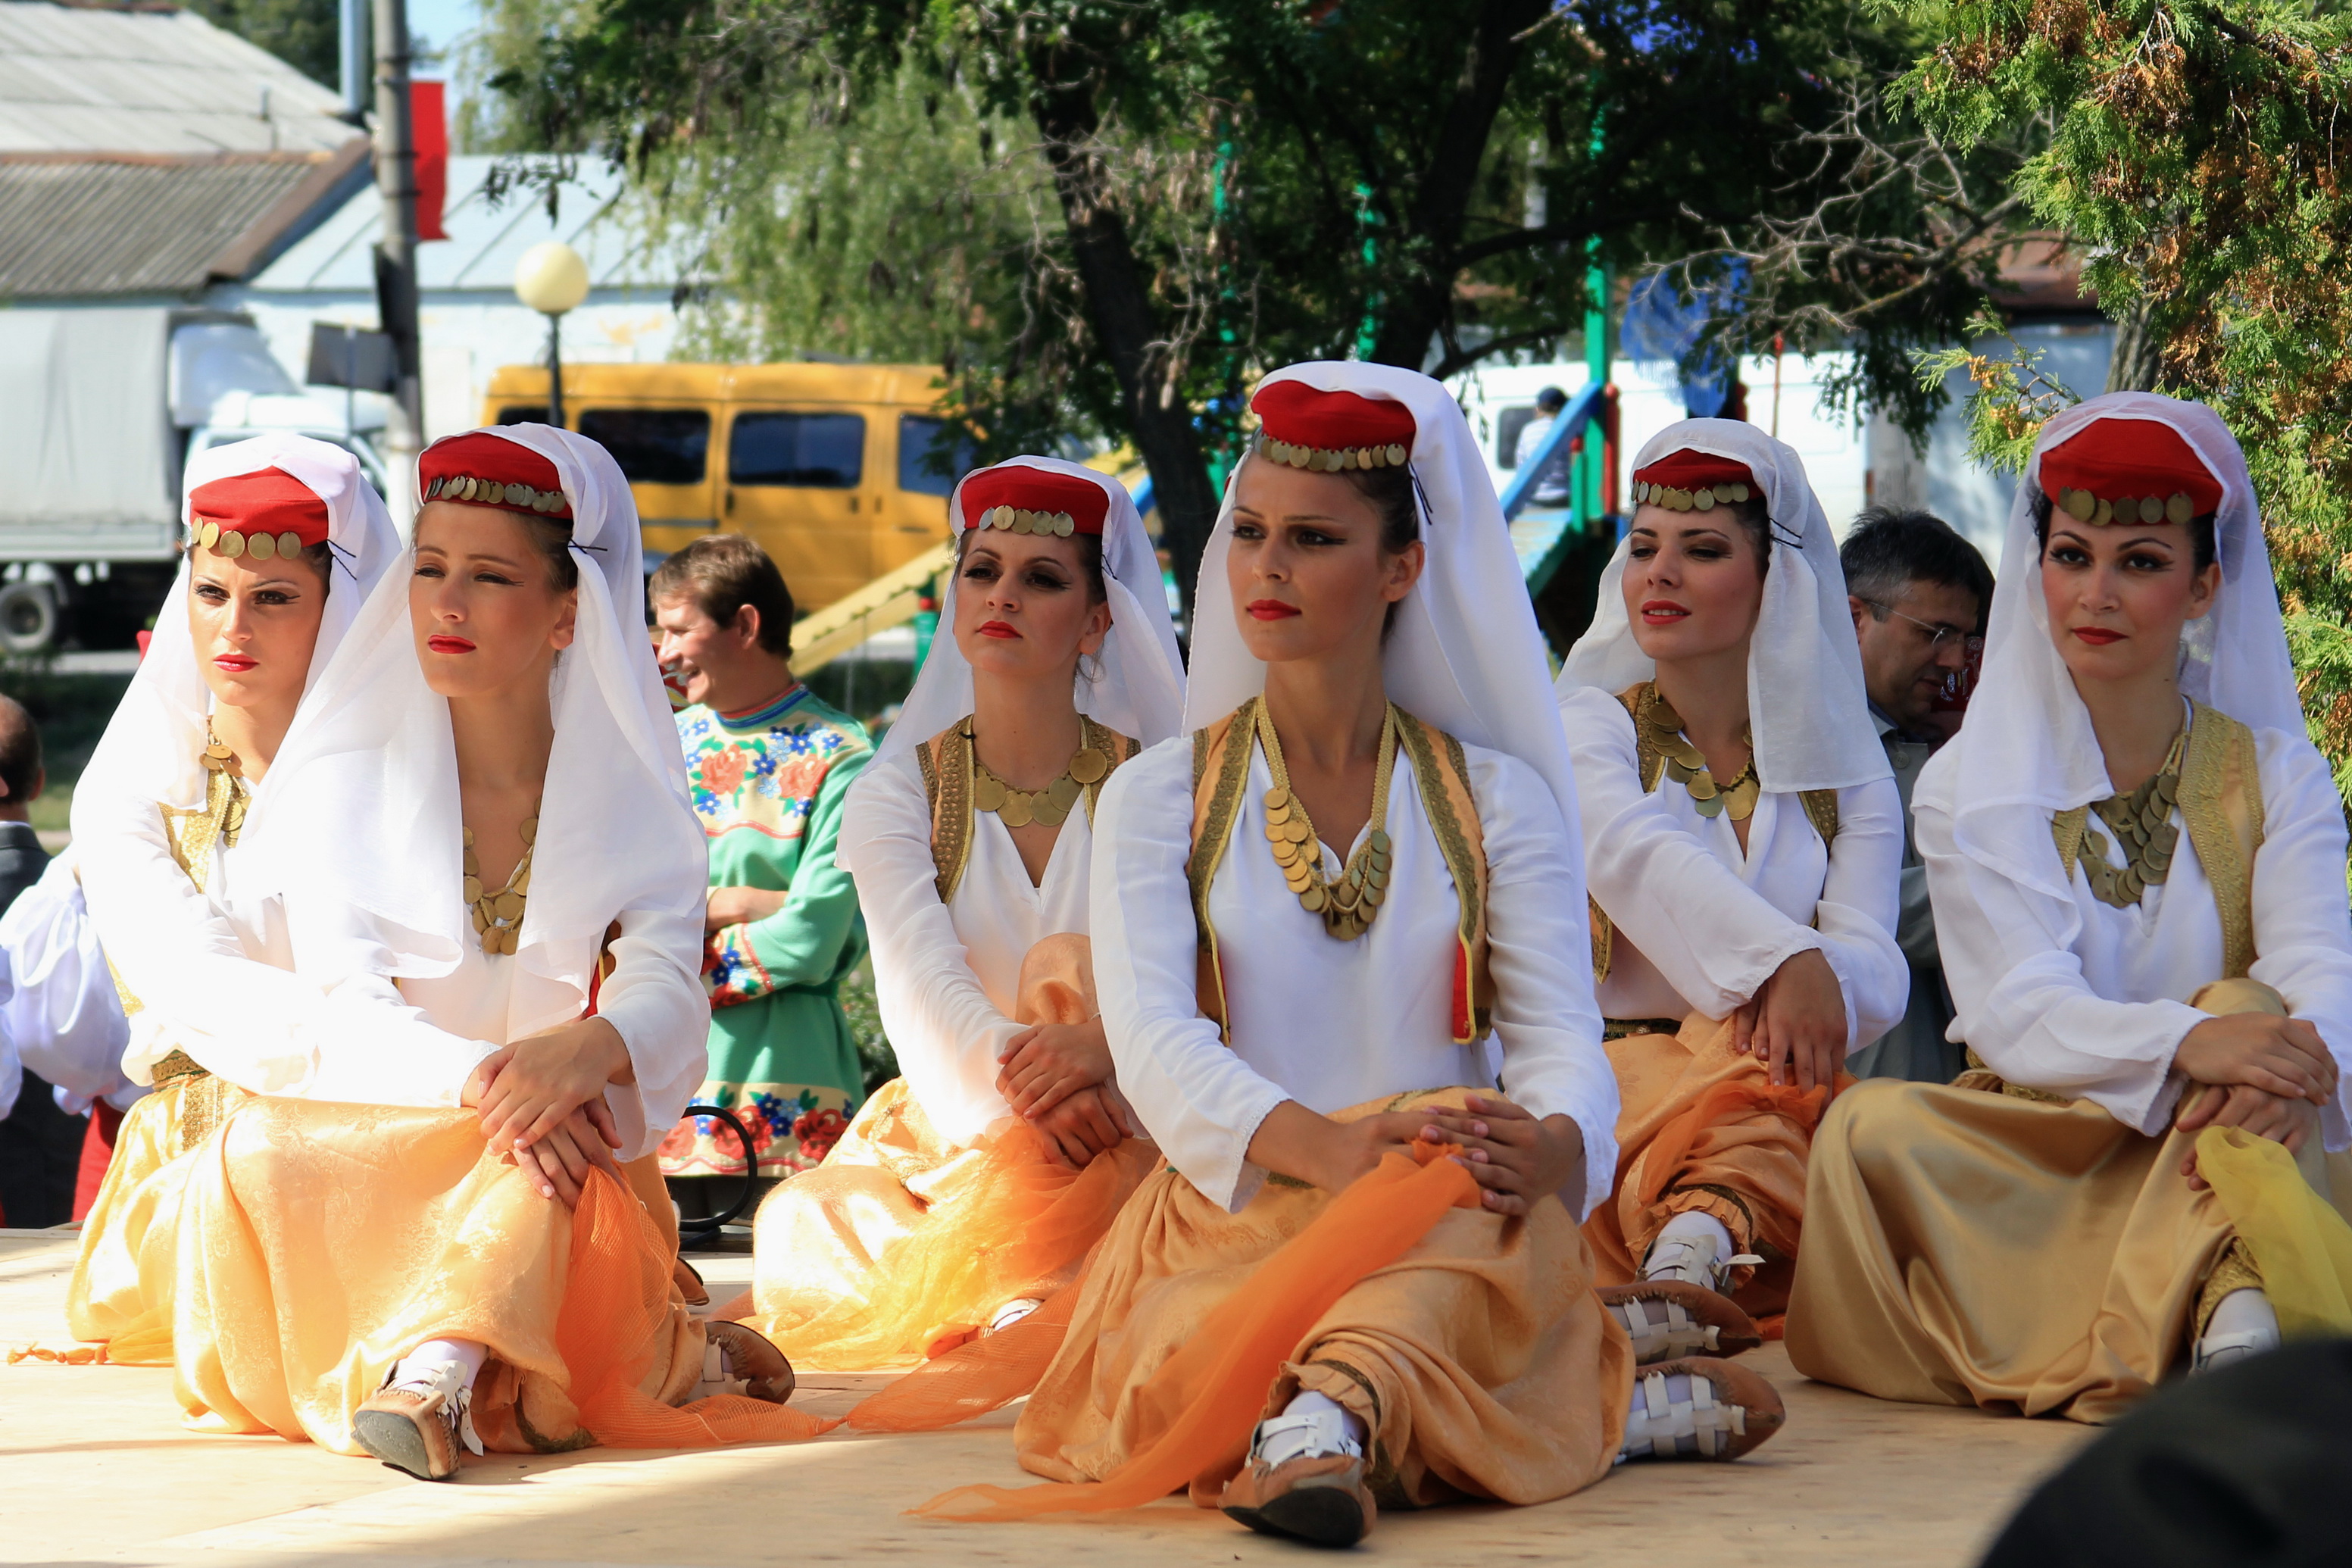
[187,0,344,89]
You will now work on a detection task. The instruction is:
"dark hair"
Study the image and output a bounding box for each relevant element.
[1841,506,1995,625]
[0,694,38,807]
[2029,489,2217,574]
[951,525,1107,606]
[521,516,579,592]
[1335,461,1420,555]
[651,533,800,654]
[1535,386,1568,414]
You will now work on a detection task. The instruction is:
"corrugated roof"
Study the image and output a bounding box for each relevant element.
[0,142,367,295]
[0,2,352,154]
[254,154,692,294]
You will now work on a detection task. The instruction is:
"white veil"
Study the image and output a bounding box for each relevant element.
[1185,360,1585,842]
[71,433,401,848]
[1555,418,1889,794]
[870,455,1185,772]
[1914,392,2306,900]
[241,424,704,1004]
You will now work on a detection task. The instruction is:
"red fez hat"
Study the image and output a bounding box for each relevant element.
[419,430,573,520]
[2039,417,2222,527]
[186,466,330,564]
[958,464,1110,538]
[1250,380,1416,472]
[1630,448,1757,514]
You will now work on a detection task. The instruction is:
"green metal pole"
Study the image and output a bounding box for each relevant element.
[1584,251,1609,525]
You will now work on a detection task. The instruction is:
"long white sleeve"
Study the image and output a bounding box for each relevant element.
[839,756,1022,1146]
[1564,684,1908,1046]
[1919,727,2352,1145]
[586,905,715,1160]
[0,851,131,1111]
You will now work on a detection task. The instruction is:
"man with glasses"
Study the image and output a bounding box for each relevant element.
[1840,506,1994,1082]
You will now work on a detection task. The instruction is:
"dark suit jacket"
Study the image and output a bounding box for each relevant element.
[0,818,71,1227]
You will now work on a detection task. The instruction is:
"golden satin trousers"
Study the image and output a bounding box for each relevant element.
[1013,1088,1632,1510]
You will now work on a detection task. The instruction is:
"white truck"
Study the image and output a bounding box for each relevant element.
[0,308,386,653]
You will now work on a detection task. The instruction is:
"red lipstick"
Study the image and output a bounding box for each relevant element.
[212,654,257,673]
[2072,627,2124,646]
[428,635,476,654]
[1246,599,1300,621]
[977,620,1020,639]
[1639,598,1690,626]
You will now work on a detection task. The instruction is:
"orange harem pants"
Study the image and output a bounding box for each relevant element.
[1585,1015,1837,1313]
[747,932,1156,1371]
[164,1092,826,1456]
[1011,1089,1632,1510]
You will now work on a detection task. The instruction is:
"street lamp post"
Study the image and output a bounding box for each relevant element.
[514,241,589,427]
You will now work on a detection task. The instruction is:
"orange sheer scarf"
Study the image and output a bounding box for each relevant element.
[870,1145,1479,1520]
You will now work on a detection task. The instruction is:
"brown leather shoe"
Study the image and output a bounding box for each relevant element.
[352,1379,467,1482]
[701,1319,796,1404]
[671,1256,711,1309]
[1597,1279,1763,1365]
[1220,1407,1377,1547]
[1619,1356,1786,1462]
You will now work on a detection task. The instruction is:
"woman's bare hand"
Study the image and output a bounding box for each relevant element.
[475,1017,633,1153]
[510,1104,625,1207]
[2173,1014,2338,1104]
[2176,1084,2322,1190]
[996,1017,1116,1120]
[1417,1094,1588,1217]
[1743,948,1847,1092]
[1029,1084,1133,1168]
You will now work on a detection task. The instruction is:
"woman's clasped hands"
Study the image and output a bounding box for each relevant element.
[461,1016,637,1207]
[995,1015,1135,1168]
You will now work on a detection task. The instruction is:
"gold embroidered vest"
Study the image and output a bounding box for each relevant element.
[1186,695,1493,1046]
[1588,682,1841,983]
[914,715,1142,905]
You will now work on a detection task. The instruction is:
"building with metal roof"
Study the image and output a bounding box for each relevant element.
[219,153,691,439]
[0,0,353,155]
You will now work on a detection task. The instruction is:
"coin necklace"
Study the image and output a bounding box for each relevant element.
[1255,701,1396,942]
[464,816,537,955]
[2080,725,2186,910]
[1639,685,1760,820]
[969,719,1110,829]
[198,724,250,843]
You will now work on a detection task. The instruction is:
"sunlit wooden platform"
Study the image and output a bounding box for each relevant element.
[0,1228,2087,1565]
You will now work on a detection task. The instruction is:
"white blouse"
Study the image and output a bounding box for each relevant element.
[85,789,704,1164]
[0,848,133,1115]
[1559,685,1908,1049]
[1092,732,1619,1217]
[839,747,1099,1148]
[1918,722,2352,1149]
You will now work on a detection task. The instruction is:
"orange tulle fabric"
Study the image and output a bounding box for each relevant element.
[904,1145,1480,1521]
[560,1167,839,1448]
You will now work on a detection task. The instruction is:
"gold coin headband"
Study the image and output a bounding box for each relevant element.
[974,504,1078,538]
[1632,479,1754,512]
[424,473,570,514]
[1255,433,1411,472]
[188,517,313,561]
[2053,488,2197,528]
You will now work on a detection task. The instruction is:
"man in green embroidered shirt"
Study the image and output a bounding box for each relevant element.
[650,535,872,1188]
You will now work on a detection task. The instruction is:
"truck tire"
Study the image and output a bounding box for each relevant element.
[0,581,56,654]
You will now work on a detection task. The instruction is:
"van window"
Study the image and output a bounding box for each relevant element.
[579,408,710,484]
[730,412,864,488]
[898,415,978,496]
[496,406,543,426]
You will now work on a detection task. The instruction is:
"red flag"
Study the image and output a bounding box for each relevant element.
[411,80,448,242]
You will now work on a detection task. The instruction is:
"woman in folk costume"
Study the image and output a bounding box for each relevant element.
[895,364,1786,1550]
[64,434,400,1362]
[744,458,1182,1367]
[159,426,813,1482]
[1554,420,1906,1337]
[1788,394,2352,1420]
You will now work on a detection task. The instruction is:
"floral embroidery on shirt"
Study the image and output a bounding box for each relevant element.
[679,692,864,842]
[704,920,774,1008]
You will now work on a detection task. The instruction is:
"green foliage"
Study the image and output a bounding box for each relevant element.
[469,0,1931,495]
[1889,0,2352,787]
[1912,305,2083,476]
[837,960,899,1098]
[186,0,342,87]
